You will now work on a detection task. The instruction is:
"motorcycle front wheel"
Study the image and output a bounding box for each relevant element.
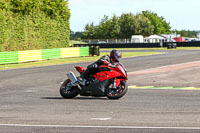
[60,79,79,99]
[105,80,128,99]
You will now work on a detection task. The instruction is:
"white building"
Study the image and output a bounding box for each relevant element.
[131,35,144,43]
[161,33,180,39]
[197,33,200,39]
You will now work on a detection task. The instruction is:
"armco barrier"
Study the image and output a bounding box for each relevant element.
[0,47,89,65]
[61,48,80,58]
[18,50,42,63]
[80,47,90,56]
[42,48,61,60]
[0,51,18,64]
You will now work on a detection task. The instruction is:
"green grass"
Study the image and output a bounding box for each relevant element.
[101,47,200,51]
[176,47,200,50]
[0,52,162,70]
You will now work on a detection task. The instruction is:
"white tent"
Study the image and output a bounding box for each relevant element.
[145,35,165,43]
[147,35,165,39]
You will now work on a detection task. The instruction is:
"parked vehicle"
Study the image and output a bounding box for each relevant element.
[60,62,128,99]
[96,41,106,44]
[173,37,186,42]
[166,38,177,49]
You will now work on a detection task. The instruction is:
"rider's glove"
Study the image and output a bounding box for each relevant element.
[104,61,110,66]
[92,64,98,68]
[110,64,117,68]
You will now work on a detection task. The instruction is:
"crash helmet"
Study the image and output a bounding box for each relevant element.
[110,50,122,62]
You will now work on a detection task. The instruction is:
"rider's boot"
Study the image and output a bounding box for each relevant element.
[77,76,87,85]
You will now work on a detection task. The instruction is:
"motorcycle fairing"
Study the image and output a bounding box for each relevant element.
[81,79,111,96]
[93,70,121,81]
[75,66,86,74]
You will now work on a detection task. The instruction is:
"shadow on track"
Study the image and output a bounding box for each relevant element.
[41,96,108,100]
[41,97,63,100]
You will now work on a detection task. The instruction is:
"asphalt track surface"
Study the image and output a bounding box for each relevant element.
[1,50,200,133]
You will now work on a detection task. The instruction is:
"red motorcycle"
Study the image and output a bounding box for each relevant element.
[60,62,128,99]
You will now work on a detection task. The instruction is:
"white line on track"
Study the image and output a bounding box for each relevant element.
[0,124,200,130]
[90,117,112,121]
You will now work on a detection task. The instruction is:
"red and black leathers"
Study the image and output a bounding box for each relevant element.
[82,55,111,79]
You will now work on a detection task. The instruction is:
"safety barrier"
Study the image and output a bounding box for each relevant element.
[74,41,200,48]
[74,43,162,48]
[89,46,100,56]
[0,47,89,64]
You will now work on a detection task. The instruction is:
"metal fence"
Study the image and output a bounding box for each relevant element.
[74,41,200,48]
[81,39,131,44]
[75,43,163,48]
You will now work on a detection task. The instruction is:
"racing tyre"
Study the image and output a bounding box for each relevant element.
[60,79,79,99]
[106,80,128,99]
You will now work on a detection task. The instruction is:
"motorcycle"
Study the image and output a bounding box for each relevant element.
[60,62,128,99]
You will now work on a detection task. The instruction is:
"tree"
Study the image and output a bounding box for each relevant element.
[70,30,83,40]
[134,14,154,36]
[81,11,171,39]
[110,15,120,39]
[118,13,136,38]
[81,23,96,39]
[96,15,112,39]
[141,10,171,34]
[172,30,197,37]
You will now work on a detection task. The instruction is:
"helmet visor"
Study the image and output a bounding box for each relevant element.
[114,52,122,62]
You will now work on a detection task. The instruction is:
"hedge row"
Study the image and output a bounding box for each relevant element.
[0,0,70,52]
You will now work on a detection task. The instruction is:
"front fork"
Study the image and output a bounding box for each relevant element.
[111,78,121,88]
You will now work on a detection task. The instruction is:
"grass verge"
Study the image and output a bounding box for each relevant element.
[0,52,162,70]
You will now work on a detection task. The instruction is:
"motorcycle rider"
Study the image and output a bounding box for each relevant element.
[79,50,122,85]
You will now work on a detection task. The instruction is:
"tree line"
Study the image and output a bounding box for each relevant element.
[74,10,198,40]
[81,11,171,39]
[0,0,70,52]
[172,30,198,38]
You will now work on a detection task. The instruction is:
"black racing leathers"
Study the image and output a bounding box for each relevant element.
[82,55,111,79]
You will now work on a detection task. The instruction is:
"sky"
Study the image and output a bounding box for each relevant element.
[69,0,199,32]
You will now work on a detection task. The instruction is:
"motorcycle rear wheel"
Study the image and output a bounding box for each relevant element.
[60,79,79,99]
[106,80,128,99]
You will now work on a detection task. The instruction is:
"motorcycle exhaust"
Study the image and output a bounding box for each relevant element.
[67,72,81,91]
[67,72,78,84]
